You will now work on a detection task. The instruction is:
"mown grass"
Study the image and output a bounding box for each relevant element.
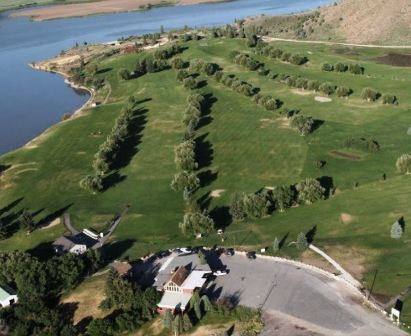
[0,37,411,300]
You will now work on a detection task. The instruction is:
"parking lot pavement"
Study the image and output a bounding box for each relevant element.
[208,253,407,336]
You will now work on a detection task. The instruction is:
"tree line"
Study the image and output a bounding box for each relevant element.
[80,98,141,193]
[255,43,308,66]
[230,178,326,223]
[322,62,364,74]
[0,250,103,335]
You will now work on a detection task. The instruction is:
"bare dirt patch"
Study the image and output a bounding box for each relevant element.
[340,213,354,224]
[260,118,276,128]
[374,53,411,67]
[315,96,332,103]
[329,150,361,161]
[292,89,312,96]
[210,189,225,198]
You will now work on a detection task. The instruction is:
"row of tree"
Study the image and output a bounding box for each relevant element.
[255,43,308,65]
[80,99,139,193]
[0,250,103,335]
[361,87,398,104]
[229,178,326,222]
[344,137,380,153]
[153,43,183,60]
[322,62,364,74]
[231,52,263,71]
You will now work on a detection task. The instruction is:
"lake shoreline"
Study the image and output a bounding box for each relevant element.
[11,0,231,22]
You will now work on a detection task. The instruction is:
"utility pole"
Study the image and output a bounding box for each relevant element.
[368,269,378,300]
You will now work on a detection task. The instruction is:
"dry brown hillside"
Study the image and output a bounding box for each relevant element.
[248,0,411,45]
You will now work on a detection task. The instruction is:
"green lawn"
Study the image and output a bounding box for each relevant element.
[1,37,411,302]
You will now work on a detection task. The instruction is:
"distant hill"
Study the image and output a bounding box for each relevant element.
[248,0,411,45]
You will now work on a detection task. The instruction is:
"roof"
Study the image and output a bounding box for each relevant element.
[169,266,189,286]
[157,291,192,310]
[181,270,210,291]
[53,232,99,251]
[0,286,16,302]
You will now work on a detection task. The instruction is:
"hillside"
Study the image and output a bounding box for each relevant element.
[248,0,411,45]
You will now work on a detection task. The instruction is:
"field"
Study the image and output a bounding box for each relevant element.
[1,37,411,305]
[0,0,92,12]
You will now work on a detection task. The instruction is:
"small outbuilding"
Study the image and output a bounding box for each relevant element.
[0,285,18,308]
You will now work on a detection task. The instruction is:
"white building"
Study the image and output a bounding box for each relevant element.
[0,286,18,308]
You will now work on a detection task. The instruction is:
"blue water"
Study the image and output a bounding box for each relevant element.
[0,0,331,154]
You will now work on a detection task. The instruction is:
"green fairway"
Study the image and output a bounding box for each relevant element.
[1,37,411,301]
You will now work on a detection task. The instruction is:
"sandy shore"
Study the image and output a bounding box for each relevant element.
[12,0,227,21]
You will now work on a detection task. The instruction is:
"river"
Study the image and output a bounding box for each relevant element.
[0,0,331,154]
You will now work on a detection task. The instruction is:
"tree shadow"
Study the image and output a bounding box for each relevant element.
[195,133,214,169]
[0,197,23,217]
[103,171,127,191]
[312,119,324,132]
[110,107,148,171]
[317,176,334,198]
[197,191,211,210]
[76,316,93,334]
[279,232,289,249]
[197,170,218,188]
[210,206,231,230]
[197,79,208,89]
[96,67,112,74]
[27,241,54,261]
[399,217,406,233]
[102,239,136,264]
[305,225,317,244]
[36,203,73,229]
[0,164,11,174]
[58,302,79,325]
[197,93,217,129]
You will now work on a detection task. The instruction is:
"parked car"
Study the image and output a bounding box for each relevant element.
[217,229,224,235]
[246,251,256,260]
[176,247,192,255]
[213,270,228,276]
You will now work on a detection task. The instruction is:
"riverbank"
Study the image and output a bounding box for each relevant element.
[11,0,229,21]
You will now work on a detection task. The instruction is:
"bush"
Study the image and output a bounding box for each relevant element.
[391,221,403,239]
[396,154,411,174]
[349,63,364,74]
[289,54,308,65]
[290,115,315,136]
[118,68,130,80]
[382,94,397,105]
[361,87,379,101]
[306,80,320,91]
[319,82,335,95]
[183,77,198,90]
[171,57,186,69]
[335,62,348,72]
[176,69,189,82]
[322,63,334,72]
[336,86,351,97]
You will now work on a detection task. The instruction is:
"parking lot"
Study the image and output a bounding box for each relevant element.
[207,253,406,336]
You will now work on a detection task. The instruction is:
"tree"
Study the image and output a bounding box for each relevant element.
[290,115,315,136]
[201,295,213,312]
[182,313,193,332]
[162,310,173,329]
[336,86,351,97]
[243,193,267,219]
[0,217,7,240]
[391,221,403,239]
[349,63,364,75]
[179,211,214,236]
[319,82,335,95]
[102,269,134,309]
[174,140,198,171]
[335,62,347,72]
[382,94,397,105]
[361,87,379,101]
[170,171,200,194]
[296,178,325,205]
[171,57,186,69]
[272,185,294,212]
[229,192,246,222]
[173,314,183,335]
[87,319,114,336]
[80,175,103,193]
[290,54,307,65]
[273,237,280,252]
[246,34,258,47]
[296,232,308,250]
[118,68,131,80]
[183,77,198,90]
[307,80,320,91]
[322,63,334,72]
[396,154,411,174]
[19,209,35,232]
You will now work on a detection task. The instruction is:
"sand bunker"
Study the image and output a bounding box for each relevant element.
[211,189,225,197]
[340,213,353,224]
[315,96,332,103]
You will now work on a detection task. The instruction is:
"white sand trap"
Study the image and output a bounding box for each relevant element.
[41,217,61,230]
[340,213,353,224]
[211,189,225,197]
[265,186,275,190]
[292,89,312,96]
[315,96,332,103]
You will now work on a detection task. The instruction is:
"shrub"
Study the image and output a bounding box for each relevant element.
[296,232,308,250]
[322,63,334,72]
[281,52,292,62]
[382,94,397,105]
[118,68,130,80]
[391,221,403,239]
[183,77,198,90]
[290,54,308,65]
[349,63,364,74]
[296,178,325,204]
[295,77,308,89]
[307,80,320,91]
[319,82,335,95]
[171,57,186,69]
[290,115,315,135]
[396,154,411,174]
[335,62,348,72]
[336,86,351,97]
[361,87,379,101]
[176,69,189,82]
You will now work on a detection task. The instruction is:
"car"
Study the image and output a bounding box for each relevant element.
[217,229,224,235]
[246,251,256,260]
[176,247,192,255]
[213,270,228,276]
[225,248,234,256]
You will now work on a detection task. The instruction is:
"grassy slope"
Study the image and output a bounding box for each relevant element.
[0,38,411,299]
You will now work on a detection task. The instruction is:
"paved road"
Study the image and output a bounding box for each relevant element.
[207,254,406,336]
[63,213,78,235]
